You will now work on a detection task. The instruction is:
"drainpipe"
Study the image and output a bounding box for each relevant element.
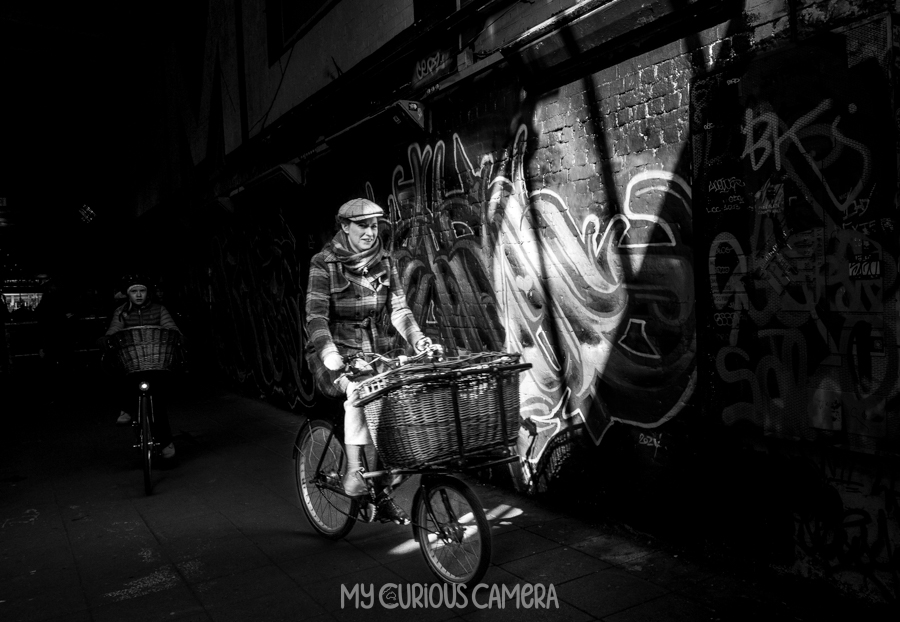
[234,0,250,144]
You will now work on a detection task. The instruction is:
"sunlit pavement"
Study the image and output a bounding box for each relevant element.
[0,371,891,622]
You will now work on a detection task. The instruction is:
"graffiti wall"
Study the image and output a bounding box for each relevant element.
[692,18,899,452]
[187,188,318,411]
[164,2,900,602]
[691,15,900,599]
[367,119,696,484]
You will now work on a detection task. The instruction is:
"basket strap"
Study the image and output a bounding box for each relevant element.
[450,381,465,461]
[495,368,509,442]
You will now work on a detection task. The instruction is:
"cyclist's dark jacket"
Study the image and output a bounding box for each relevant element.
[105,302,180,335]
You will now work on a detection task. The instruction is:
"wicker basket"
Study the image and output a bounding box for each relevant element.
[108,326,182,374]
[354,352,529,468]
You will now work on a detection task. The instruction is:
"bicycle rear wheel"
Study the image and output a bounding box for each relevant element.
[140,393,153,495]
[294,419,357,539]
[412,475,491,587]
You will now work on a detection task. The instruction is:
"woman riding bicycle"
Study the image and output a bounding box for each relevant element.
[305,198,434,525]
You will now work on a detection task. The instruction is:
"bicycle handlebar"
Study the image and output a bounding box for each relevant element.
[336,344,445,382]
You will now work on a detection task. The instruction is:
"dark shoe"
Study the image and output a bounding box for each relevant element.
[116,411,132,425]
[375,496,410,525]
[161,443,176,459]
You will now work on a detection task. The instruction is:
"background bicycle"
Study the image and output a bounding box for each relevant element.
[104,325,184,494]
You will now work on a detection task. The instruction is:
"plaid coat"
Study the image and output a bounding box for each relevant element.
[305,242,424,396]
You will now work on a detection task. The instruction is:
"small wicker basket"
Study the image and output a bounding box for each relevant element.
[108,326,182,374]
[354,352,530,468]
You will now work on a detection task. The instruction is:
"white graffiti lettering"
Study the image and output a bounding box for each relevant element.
[713,312,739,327]
[848,260,881,278]
[742,100,834,172]
[415,50,448,82]
[638,433,661,448]
[708,177,745,193]
[707,204,747,213]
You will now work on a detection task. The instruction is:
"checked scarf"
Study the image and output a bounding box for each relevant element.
[331,230,384,275]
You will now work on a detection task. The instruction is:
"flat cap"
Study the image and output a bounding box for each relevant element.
[337,198,384,221]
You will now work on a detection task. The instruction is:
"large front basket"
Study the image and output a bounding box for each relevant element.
[108,326,182,374]
[354,352,530,468]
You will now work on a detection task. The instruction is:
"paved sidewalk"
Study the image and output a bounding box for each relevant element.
[0,372,893,621]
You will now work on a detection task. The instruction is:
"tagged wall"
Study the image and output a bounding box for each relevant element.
[161,0,900,602]
[688,16,900,599]
[182,183,319,410]
[693,17,898,452]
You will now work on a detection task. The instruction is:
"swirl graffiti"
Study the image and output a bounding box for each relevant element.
[382,124,696,473]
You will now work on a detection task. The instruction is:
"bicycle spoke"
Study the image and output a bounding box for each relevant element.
[414,477,490,586]
[296,421,357,539]
[426,510,480,571]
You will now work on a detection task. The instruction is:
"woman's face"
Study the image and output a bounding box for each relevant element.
[127,285,148,306]
[341,217,379,253]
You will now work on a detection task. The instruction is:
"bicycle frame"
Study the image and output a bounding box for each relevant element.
[134,376,157,495]
[296,348,529,586]
[297,416,517,520]
[135,378,154,426]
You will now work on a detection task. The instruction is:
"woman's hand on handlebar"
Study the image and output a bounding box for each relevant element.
[333,344,446,383]
[331,353,376,388]
[327,352,376,375]
[324,352,344,371]
[400,341,444,365]
[348,356,375,374]
[414,337,433,352]
[415,337,444,358]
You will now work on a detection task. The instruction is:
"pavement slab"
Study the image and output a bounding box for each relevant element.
[172,536,273,583]
[601,593,717,622]
[489,527,561,565]
[277,543,382,583]
[555,567,670,618]
[499,545,604,584]
[2,593,91,622]
[88,585,206,622]
[191,564,299,609]
[205,586,325,622]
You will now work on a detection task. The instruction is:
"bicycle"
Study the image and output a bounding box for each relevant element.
[293,348,531,587]
[104,326,183,495]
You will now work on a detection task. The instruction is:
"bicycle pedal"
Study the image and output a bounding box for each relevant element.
[323,471,343,487]
[359,501,378,523]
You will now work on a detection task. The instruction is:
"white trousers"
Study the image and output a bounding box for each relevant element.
[344,380,373,445]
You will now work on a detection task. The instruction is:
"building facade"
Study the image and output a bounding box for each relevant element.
[133,0,900,602]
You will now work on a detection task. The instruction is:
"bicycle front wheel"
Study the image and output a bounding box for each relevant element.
[294,419,357,539]
[140,394,153,495]
[413,475,491,587]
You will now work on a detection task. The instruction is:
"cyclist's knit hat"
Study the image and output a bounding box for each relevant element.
[121,274,150,294]
[337,198,384,222]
